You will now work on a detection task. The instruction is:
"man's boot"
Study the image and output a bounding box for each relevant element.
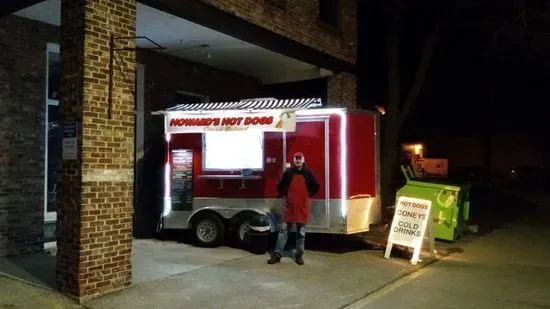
[267,253,281,265]
[295,253,304,265]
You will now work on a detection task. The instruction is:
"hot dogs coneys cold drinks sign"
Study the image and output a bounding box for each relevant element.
[384,196,436,265]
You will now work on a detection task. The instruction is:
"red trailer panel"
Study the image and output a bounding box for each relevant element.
[346,112,377,198]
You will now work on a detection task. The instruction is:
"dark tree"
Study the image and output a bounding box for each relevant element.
[361,0,550,220]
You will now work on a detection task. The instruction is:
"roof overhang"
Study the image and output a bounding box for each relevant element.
[139,0,357,75]
[6,1,356,76]
[11,0,336,84]
[0,0,43,18]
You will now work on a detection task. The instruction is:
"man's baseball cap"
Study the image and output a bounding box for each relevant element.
[294,152,304,159]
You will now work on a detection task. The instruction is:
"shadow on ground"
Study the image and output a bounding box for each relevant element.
[157,228,375,255]
[155,186,544,260]
[0,250,56,289]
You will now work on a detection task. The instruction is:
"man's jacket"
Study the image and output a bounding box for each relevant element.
[277,165,320,198]
[277,165,320,224]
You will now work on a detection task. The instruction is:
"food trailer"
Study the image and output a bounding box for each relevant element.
[152,98,382,247]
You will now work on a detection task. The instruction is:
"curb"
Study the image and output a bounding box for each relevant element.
[339,255,441,309]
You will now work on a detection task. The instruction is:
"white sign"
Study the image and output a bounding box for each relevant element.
[62,122,78,160]
[385,196,435,265]
[165,109,296,134]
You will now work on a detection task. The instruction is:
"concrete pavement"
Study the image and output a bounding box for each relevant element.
[0,236,433,309]
[4,193,543,309]
[346,195,550,309]
[85,247,424,309]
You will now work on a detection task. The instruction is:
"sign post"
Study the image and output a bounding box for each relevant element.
[384,196,436,265]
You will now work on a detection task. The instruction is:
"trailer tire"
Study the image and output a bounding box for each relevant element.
[231,213,255,247]
[191,213,225,248]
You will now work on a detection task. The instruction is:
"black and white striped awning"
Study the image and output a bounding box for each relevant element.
[154,98,323,114]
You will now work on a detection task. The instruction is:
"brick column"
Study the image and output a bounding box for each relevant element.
[327,72,357,109]
[57,0,136,299]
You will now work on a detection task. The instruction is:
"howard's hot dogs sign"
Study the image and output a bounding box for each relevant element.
[165,109,297,133]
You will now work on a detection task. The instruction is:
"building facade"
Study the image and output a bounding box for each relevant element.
[0,0,357,300]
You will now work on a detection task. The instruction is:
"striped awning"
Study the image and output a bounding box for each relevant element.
[156,98,323,114]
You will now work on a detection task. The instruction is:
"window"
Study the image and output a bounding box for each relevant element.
[48,50,60,101]
[319,0,339,28]
[203,131,264,171]
[45,43,61,221]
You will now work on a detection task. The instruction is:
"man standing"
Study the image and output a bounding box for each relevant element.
[268,152,320,265]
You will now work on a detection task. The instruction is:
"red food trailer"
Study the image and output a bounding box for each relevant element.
[152,98,381,247]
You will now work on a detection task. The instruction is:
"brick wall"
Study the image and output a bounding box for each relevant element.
[197,0,358,109]
[137,49,260,147]
[0,15,59,257]
[57,0,136,299]
[199,0,357,64]
[0,13,265,245]
[327,72,357,109]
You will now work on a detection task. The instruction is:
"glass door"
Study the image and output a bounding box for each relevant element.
[45,43,60,229]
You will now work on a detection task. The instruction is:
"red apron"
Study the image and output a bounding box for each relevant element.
[283,174,311,224]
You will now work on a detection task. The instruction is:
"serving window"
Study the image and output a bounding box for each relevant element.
[203,130,264,171]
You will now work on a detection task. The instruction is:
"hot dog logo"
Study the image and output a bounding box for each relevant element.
[275,111,293,129]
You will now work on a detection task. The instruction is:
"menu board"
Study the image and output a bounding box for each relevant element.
[171,149,194,211]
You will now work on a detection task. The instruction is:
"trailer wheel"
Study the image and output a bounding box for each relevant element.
[192,213,225,248]
[232,214,253,247]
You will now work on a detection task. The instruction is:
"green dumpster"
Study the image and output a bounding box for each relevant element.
[395,165,471,241]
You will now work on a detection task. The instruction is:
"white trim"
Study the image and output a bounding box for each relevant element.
[44,241,57,249]
[339,110,348,217]
[135,63,145,162]
[47,42,59,53]
[134,63,145,215]
[294,117,330,229]
[44,42,60,223]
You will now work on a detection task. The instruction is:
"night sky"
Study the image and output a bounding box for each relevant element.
[357,0,550,141]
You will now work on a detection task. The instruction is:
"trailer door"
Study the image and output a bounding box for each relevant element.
[284,119,329,228]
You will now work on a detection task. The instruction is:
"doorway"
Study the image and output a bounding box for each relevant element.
[284,118,330,229]
[44,42,60,246]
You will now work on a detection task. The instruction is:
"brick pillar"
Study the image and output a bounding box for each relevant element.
[327,72,357,109]
[57,0,136,299]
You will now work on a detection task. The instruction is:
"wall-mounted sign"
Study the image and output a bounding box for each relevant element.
[62,122,78,160]
[384,196,435,265]
[165,109,296,134]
